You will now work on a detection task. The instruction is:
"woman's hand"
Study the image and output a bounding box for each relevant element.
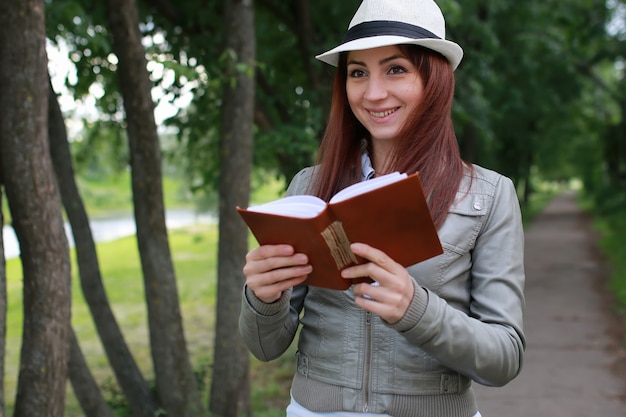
[342,242,415,324]
[243,244,311,304]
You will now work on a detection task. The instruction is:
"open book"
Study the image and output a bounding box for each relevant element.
[237,172,443,290]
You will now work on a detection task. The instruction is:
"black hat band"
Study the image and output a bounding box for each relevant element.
[343,20,441,43]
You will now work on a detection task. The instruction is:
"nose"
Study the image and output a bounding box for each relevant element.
[363,75,388,102]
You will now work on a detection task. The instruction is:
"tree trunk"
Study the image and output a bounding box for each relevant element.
[104,0,204,415]
[614,88,626,189]
[68,330,114,417]
[294,0,320,91]
[459,122,477,163]
[210,0,255,416]
[0,1,71,416]
[47,78,159,417]
[0,175,6,417]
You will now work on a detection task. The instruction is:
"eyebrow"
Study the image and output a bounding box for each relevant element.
[347,54,406,67]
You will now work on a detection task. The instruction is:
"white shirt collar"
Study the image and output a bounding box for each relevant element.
[361,152,375,181]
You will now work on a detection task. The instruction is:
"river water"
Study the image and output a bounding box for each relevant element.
[2,209,215,260]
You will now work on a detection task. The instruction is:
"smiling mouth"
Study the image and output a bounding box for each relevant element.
[370,108,398,118]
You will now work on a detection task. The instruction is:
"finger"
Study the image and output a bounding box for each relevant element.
[341,261,379,281]
[248,268,310,303]
[250,272,309,296]
[244,245,309,283]
[246,253,309,276]
[352,281,380,301]
[246,244,295,262]
[343,243,405,279]
[353,280,402,303]
[350,242,396,270]
[250,263,312,286]
[352,281,413,324]
[352,282,391,314]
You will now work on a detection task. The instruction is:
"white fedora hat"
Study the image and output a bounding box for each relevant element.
[315,0,463,70]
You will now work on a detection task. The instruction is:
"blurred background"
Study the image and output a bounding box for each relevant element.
[1,0,625,416]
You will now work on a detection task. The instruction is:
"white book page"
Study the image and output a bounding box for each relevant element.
[330,172,407,204]
[244,195,326,218]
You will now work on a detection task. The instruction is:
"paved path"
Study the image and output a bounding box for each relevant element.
[474,191,626,416]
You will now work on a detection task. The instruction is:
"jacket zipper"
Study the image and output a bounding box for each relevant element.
[362,311,372,412]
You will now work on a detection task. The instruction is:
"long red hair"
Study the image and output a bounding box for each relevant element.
[311,45,467,228]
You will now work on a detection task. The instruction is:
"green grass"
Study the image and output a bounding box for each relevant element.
[592,208,626,316]
[73,169,286,217]
[518,179,573,227]
[578,186,626,308]
[520,191,559,226]
[75,173,196,217]
[2,172,197,224]
[578,187,626,343]
[4,225,217,416]
[3,171,293,416]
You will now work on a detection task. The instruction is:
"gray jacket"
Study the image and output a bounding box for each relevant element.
[239,164,526,417]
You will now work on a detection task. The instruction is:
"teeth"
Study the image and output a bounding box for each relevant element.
[370,109,396,117]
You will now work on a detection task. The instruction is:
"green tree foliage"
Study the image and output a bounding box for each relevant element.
[442,0,625,203]
[145,0,359,194]
[45,0,625,205]
[72,120,129,178]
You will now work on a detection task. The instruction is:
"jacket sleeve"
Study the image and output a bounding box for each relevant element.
[239,285,307,361]
[390,175,526,387]
[238,168,313,361]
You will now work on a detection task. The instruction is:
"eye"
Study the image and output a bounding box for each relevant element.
[388,65,408,75]
[348,68,367,78]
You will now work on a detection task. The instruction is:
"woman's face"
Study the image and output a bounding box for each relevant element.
[346,45,424,145]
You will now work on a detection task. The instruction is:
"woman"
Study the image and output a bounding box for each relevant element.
[239,0,525,416]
